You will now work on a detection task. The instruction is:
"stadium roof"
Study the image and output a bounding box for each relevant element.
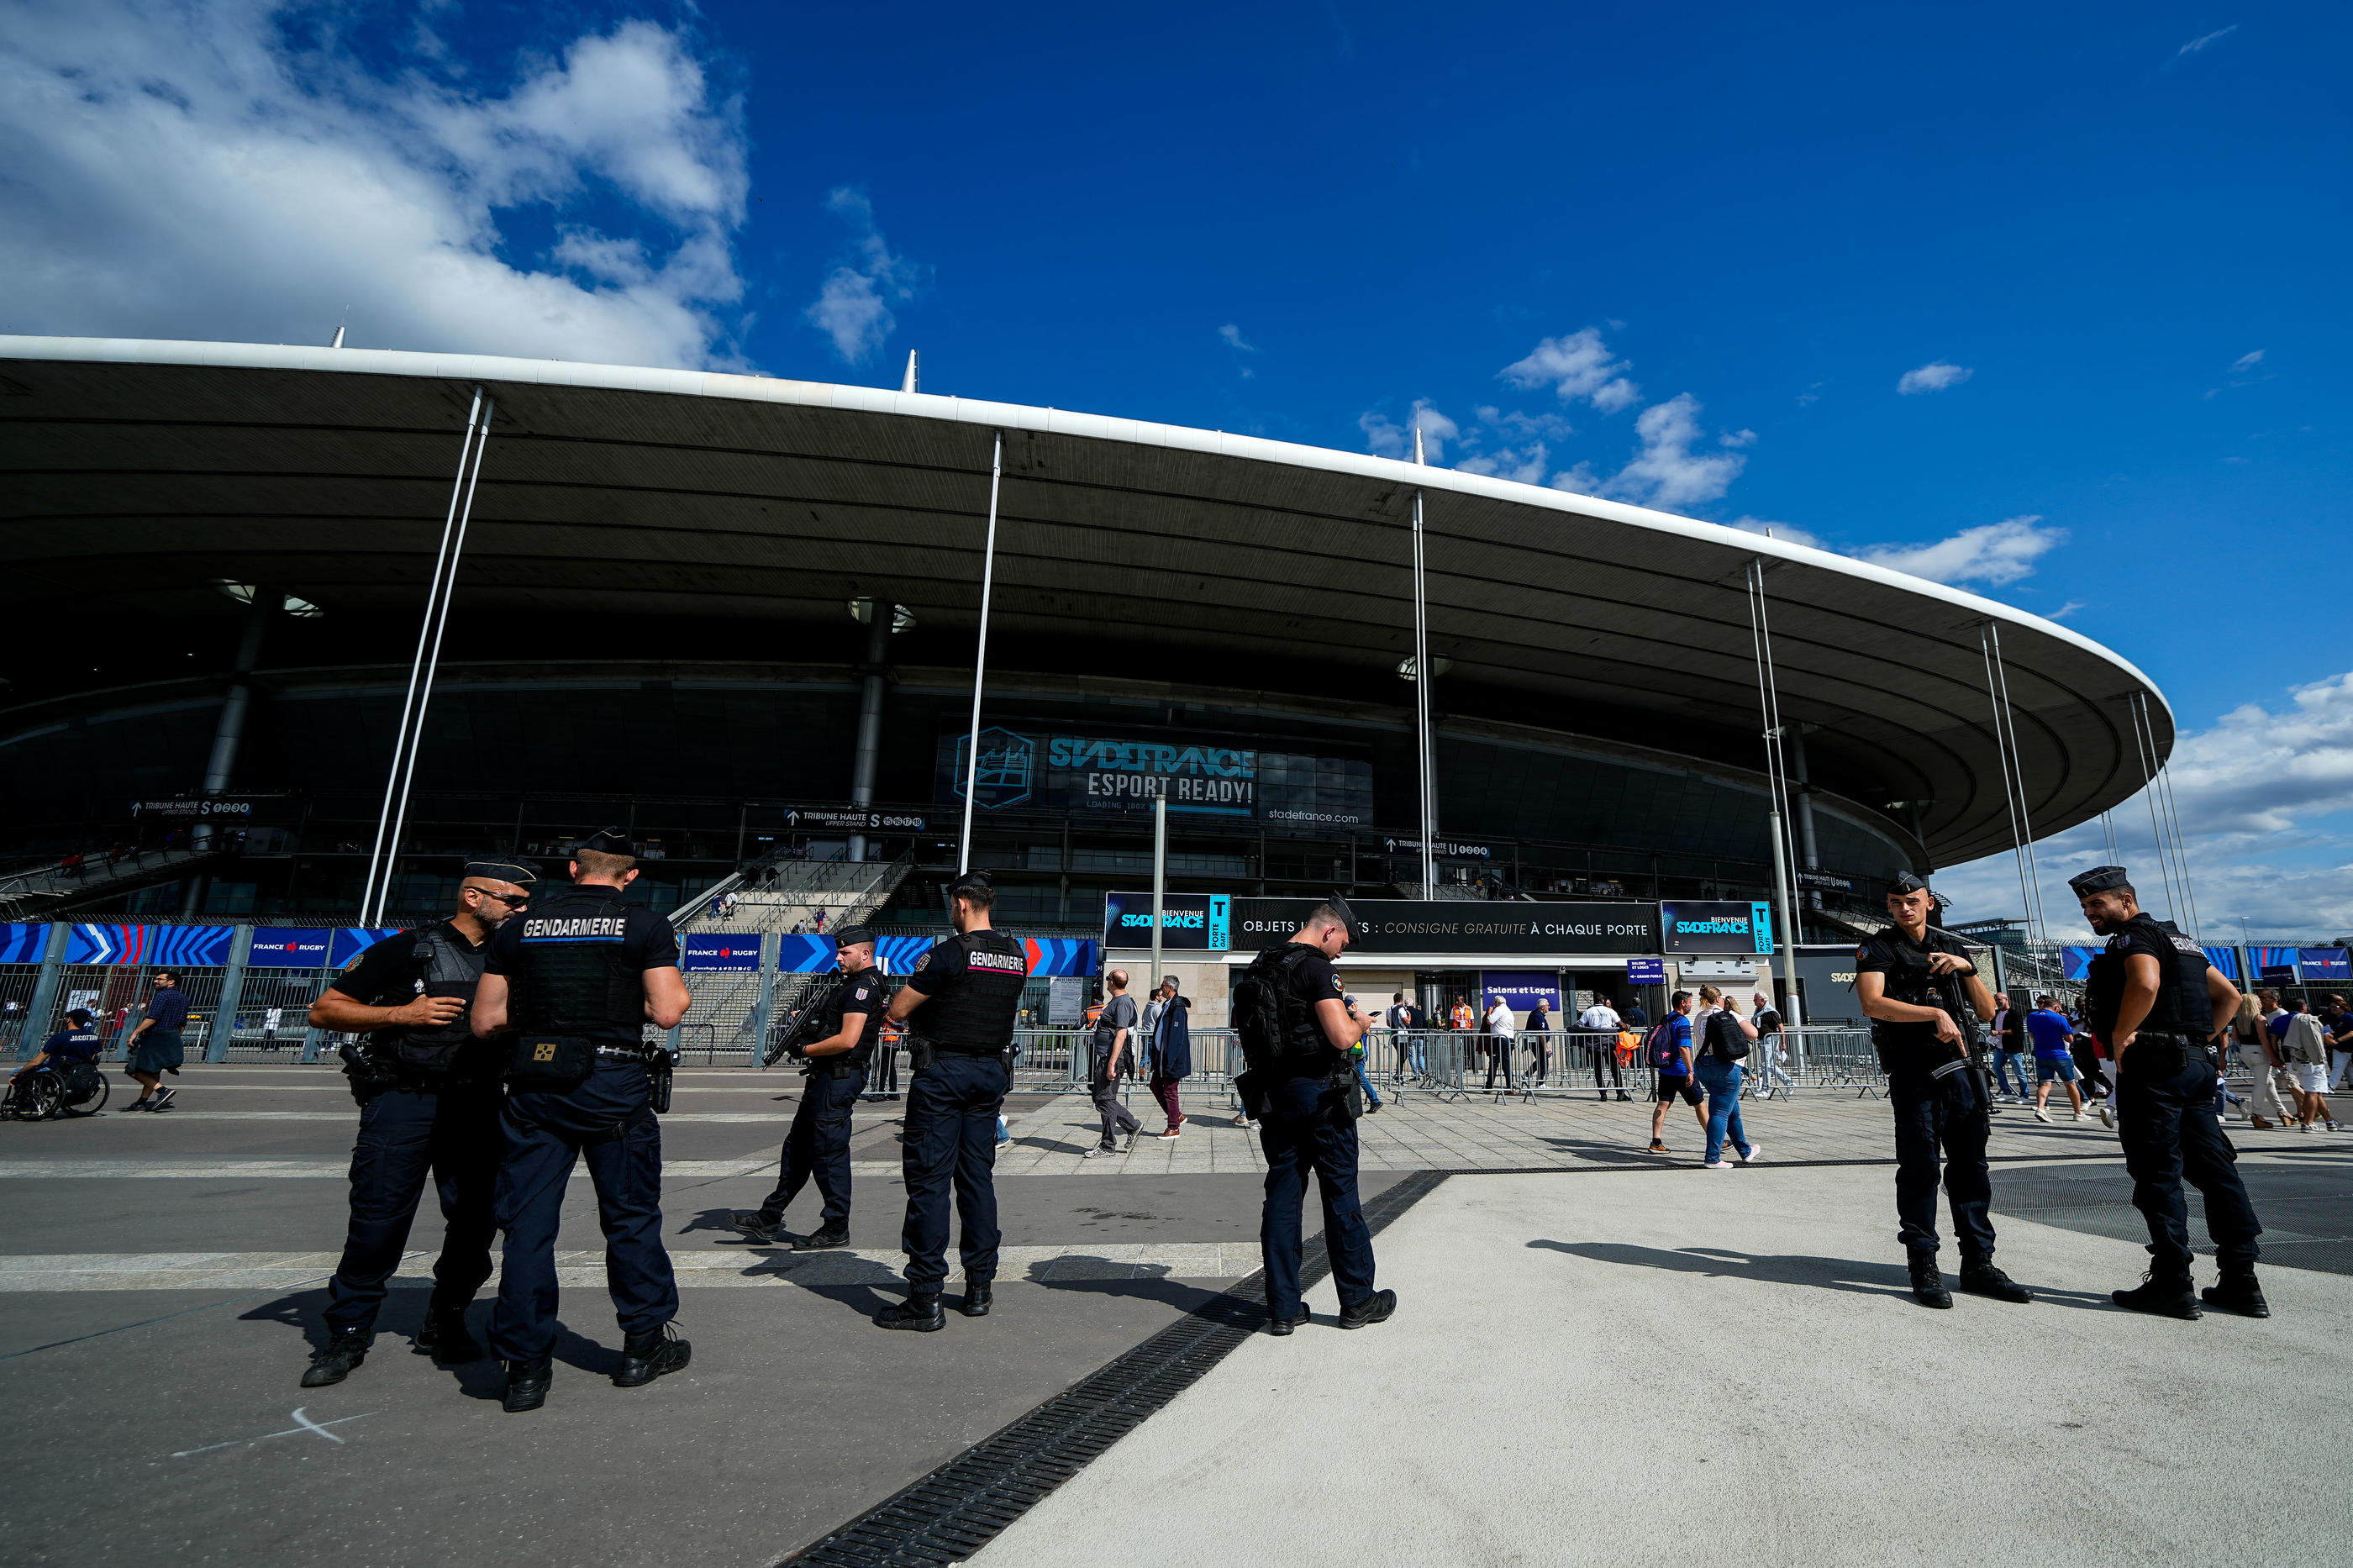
[0,334,2171,867]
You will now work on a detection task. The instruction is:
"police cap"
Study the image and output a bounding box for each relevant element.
[2068,865,2131,897]
[1887,871,1930,896]
[832,923,877,948]
[572,828,630,855]
[1321,892,1364,942]
[463,858,537,886]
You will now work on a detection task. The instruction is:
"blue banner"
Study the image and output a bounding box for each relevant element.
[778,934,836,974]
[2299,947,2350,981]
[329,928,403,967]
[250,927,334,966]
[1020,938,1097,977]
[2203,946,2240,980]
[682,934,762,972]
[1481,970,1561,1014]
[0,923,50,965]
[2061,945,2100,981]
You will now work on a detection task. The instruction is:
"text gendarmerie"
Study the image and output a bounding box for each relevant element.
[522,916,627,940]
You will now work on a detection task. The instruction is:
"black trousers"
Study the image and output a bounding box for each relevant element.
[323,1081,502,1332]
[2119,1050,2262,1276]
[1258,1073,1377,1318]
[1590,1040,1624,1091]
[899,1053,1008,1292]
[1888,1065,1996,1261]
[1482,1041,1515,1091]
[759,1066,866,1231]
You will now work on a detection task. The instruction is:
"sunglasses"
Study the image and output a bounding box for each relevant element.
[473,890,530,908]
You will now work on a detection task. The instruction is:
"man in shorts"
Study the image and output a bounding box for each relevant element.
[123,971,190,1112]
[1647,990,1707,1154]
[2025,993,2087,1123]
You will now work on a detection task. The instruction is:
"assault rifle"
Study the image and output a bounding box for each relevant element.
[762,971,845,1068]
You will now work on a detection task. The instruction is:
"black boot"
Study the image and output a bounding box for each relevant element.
[2199,1269,2271,1318]
[1338,1289,1398,1329]
[873,1292,945,1332]
[960,1281,992,1318]
[300,1326,371,1387]
[728,1211,781,1244]
[793,1227,850,1251]
[1264,1307,1312,1336]
[613,1323,692,1386]
[2113,1271,2202,1319]
[502,1356,553,1413]
[1957,1256,2035,1304]
[415,1302,483,1364]
[1908,1254,1951,1309]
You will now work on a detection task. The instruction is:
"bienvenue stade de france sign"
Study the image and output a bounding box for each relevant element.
[1106,896,1659,955]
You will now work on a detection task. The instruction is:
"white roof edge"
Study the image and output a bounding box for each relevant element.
[0,334,2164,725]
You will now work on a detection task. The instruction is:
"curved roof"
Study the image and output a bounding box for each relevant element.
[0,334,2170,867]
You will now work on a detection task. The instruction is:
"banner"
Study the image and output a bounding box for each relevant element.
[329,929,403,967]
[938,724,1373,825]
[785,932,1092,980]
[0,923,50,965]
[1657,902,1775,955]
[682,934,762,972]
[1229,898,1656,955]
[250,928,334,966]
[1480,970,1561,1015]
[2298,947,2350,981]
[1103,892,1228,950]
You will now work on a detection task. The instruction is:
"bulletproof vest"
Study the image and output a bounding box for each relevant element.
[906,930,1028,1050]
[1864,930,1951,1048]
[1264,944,1333,1060]
[2098,913,2214,1039]
[375,921,490,1074]
[511,885,646,1044]
[824,966,883,1072]
[2082,950,2123,1040]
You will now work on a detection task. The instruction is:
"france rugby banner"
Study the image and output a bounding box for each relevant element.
[2298,947,2350,981]
[250,928,335,966]
[682,934,762,972]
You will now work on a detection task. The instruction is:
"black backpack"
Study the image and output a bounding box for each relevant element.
[1705,1009,1751,1062]
[1232,946,1318,1076]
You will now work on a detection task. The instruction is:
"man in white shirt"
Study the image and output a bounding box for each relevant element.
[1483,996,1517,1092]
[1577,997,1624,1102]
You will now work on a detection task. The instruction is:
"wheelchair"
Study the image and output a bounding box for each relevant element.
[3,1061,111,1120]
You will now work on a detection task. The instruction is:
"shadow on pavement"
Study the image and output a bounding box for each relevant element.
[1529,1239,2120,1311]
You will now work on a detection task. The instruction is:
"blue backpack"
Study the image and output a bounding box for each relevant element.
[1644,1019,1682,1071]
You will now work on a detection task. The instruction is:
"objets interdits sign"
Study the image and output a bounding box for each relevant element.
[1103,896,1658,955]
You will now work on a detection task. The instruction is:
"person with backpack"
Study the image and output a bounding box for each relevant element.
[1692,987,1761,1168]
[1645,991,1708,1155]
[1231,897,1395,1336]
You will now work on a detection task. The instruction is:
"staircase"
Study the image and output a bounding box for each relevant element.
[0,845,226,921]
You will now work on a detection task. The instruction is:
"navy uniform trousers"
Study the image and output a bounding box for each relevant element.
[899,1053,1008,1292]
[324,1081,502,1332]
[1258,1072,1377,1319]
[2119,1049,2262,1276]
[1888,1062,1997,1260]
[490,1059,679,1363]
[757,1066,866,1231]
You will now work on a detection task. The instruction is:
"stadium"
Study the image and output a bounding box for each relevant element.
[0,334,2172,1018]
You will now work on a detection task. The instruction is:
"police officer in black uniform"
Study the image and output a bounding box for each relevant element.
[469,829,694,1412]
[873,870,1026,1331]
[298,859,534,1388]
[1240,897,1396,1334]
[2069,866,2270,1318]
[1854,872,2035,1309]
[730,923,888,1249]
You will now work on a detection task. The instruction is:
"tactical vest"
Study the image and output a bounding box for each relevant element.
[821,967,883,1073]
[1261,944,1333,1060]
[1863,929,1962,1051]
[376,921,490,1076]
[2089,914,2213,1042]
[906,930,1028,1050]
[512,885,646,1044]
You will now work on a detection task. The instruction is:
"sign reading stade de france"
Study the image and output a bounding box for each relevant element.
[937,726,1372,824]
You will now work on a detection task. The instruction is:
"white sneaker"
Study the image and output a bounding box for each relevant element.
[2301,1121,2315,1134]
[2098,1104,2116,1129]
[1740,1144,1765,1165]
[1702,1160,1729,1170]
[1083,1146,1116,1159]
[2033,1107,2052,1124]
[2074,1111,2091,1123]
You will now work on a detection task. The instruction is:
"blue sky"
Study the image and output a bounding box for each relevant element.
[3,0,2347,935]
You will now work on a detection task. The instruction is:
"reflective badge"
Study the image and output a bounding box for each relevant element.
[1331,976,1344,993]
[854,986,871,1002]
[913,951,930,971]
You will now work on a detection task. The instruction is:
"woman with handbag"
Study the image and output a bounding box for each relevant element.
[1694,986,1763,1169]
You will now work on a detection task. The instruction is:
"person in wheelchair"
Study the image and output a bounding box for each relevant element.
[6,1008,108,1118]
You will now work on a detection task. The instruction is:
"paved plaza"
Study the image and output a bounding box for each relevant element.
[1,1064,2347,1566]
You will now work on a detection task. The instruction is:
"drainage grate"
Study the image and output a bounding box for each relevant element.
[776,1168,1447,1567]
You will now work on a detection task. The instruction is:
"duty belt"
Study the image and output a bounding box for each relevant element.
[595,1042,661,1062]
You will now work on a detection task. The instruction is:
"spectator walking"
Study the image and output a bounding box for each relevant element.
[1345,995,1383,1113]
[1525,996,1553,1086]
[1577,995,1626,1102]
[1146,976,1190,1139]
[1085,969,1143,1156]
[1752,992,1796,1100]
[1693,987,1761,1169]
[2231,996,2291,1129]
[2026,993,2087,1123]
[122,971,188,1113]
[1646,991,1708,1155]
[2324,995,2353,1093]
[2277,997,2337,1132]
[1384,992,1425,1081]
[1482,994,1517,1092]
[1991,998,2034,1102]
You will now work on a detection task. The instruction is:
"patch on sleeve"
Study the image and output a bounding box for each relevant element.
[1856,945,1869,960]
[854,985,871,1001]
[1331,974,1344,993]
[913,951,930,971]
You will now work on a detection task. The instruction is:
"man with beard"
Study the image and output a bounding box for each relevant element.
[299,860,534,1387]
[2070,866,2269,1318]
[1853,872,2035,1310]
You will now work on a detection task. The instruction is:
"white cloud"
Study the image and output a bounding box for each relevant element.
[1897,360,1973,395]
[2178,24,2239,55]
[2230,348,2264,371]
[1726,515,1829,550]
[1936,671,2353,942]
[1499,328,1640,413]
[1594,393,1747,508]
[1219,324,1256,352]
[1457,444,1549,485]
[0,1,750,367]
[803,188,927,365]
[1360,400,1459,462]
[1854,514,2065,587]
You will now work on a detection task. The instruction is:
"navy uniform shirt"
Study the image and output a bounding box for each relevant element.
[1282,943,1348,1069]
[828,967,890,1069]
[484,896,678,992]
[1854,926,1974,1051]
[333,923,486,1010]
[40,1028,101,1065]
